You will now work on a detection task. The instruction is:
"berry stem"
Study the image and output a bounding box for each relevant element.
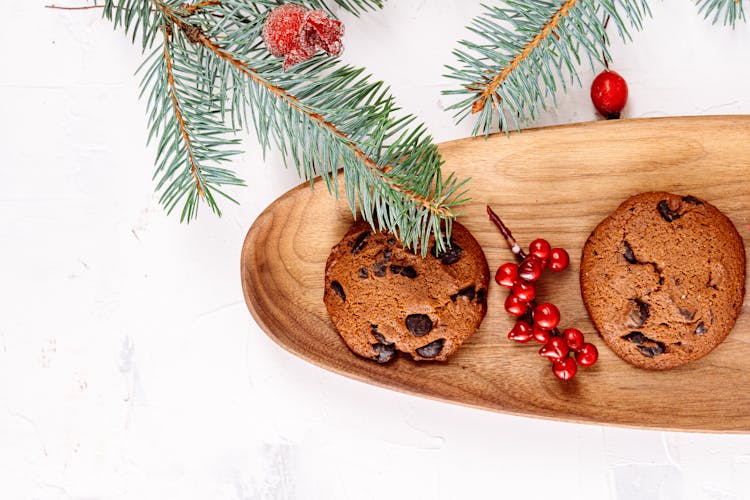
[486,205,526,260]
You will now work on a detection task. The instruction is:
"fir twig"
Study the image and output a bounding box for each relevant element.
[697,0,746,27]
[444,0,651,136]
[95,0,464,251]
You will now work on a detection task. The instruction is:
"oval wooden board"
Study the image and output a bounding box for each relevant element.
[241,116,750,432]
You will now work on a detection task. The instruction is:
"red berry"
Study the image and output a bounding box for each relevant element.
[548,248,570,272]
[518,255,543,282]
[533,303,560,330]
[552,357,578,381]
[590,70,628,119]
[511,281,536,303]
[528,238,551,265]
[508,320,532,343]
[563,328,585,351]
[504,294,528,317]
[495,263,519,288]
[262,4,344,70]
[539,336,569,360]
[532,323,551,344]
[576,343,599,367]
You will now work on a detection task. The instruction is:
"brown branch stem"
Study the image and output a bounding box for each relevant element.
[471,0,579,114]
[486,205,526,260]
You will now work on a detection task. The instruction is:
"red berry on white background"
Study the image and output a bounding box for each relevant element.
[508,320,532,343]
[563,328,585,351]
[511,280,536,303]
[539,336,569,360]
[548,248,570,272]
[553,357,578,380]
[504,294,528,317]
[590,70,628,119]
[533,303,560,330]
[529,238,551,264]
[518,255,543,282]
[495,262,519,288]
[576,343,599,367]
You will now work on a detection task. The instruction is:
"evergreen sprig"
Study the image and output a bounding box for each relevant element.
[697,0,746,27]
[444,0,651,136]
[103,0,465,251]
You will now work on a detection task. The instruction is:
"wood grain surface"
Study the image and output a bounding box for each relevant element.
[241,116,750,432]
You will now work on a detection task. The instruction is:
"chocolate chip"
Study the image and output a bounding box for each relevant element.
[371,324,385,343]
[372,260,387,277]
[476,289,486,305]
[682,195,703,205]
[373,343,396,363]
[622,331,647,345]
[450,286,475,302]
[433,240,463,265]
[629,299,650,327]
[694,322,707,335]
[358,267,369,279]
[351,231,371,254]
[383,249,392,261]
[623,241,637,264]
[416,338,445,358]
[390,265,418,279]
[387,238,396,246]
[678,307,696,321]
[330,281,346,301]
[657,199,681,222]
[638,342,665,357]
[405,314,433,337]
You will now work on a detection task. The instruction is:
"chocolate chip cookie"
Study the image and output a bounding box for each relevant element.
[324,220,489,362]
[580,192,746,369]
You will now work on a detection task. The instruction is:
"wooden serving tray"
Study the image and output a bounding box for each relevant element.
[241,116,750,432]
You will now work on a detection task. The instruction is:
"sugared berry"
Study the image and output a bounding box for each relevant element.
[533,303,560,330]
[495,263,519,288]
[511,281,536,303]
[552,357,578,380]
[504,294,528,317]
[539,336,569,360]
[532,323,551,344]
[548,248,570,272]
[563,328,585,351]
[529,238,551,265]
[575,343,599,366]
[508,320,532,343]
[518,255,543,282]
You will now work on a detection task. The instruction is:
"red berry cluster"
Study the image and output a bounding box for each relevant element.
[488,206,598,381]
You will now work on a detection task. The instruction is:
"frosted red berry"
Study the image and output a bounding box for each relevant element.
[504,294,528,317]
[533,303,560,330]
[529,238,551,265]
[575,343,599,367]
[552,357,578,381]
[511,280,536,303]
[563,328,585,351]
[539,337,569,361]
[590,70,628,119]
[495,262,519,288]
[548,248,570,272]
[518,255,543,282]
[508,320,532,343]
[262,4,344,70]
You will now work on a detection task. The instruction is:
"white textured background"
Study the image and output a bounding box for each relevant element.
[2,1,750,499]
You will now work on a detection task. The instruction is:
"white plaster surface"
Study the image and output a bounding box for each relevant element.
[1,1,750,499]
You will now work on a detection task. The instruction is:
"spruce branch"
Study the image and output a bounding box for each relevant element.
[697,0,746,27]
[96,0,464,251]
[444,0,651,136]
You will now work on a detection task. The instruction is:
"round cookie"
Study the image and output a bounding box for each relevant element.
[580,192,746,369]
[324,220,490,363]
